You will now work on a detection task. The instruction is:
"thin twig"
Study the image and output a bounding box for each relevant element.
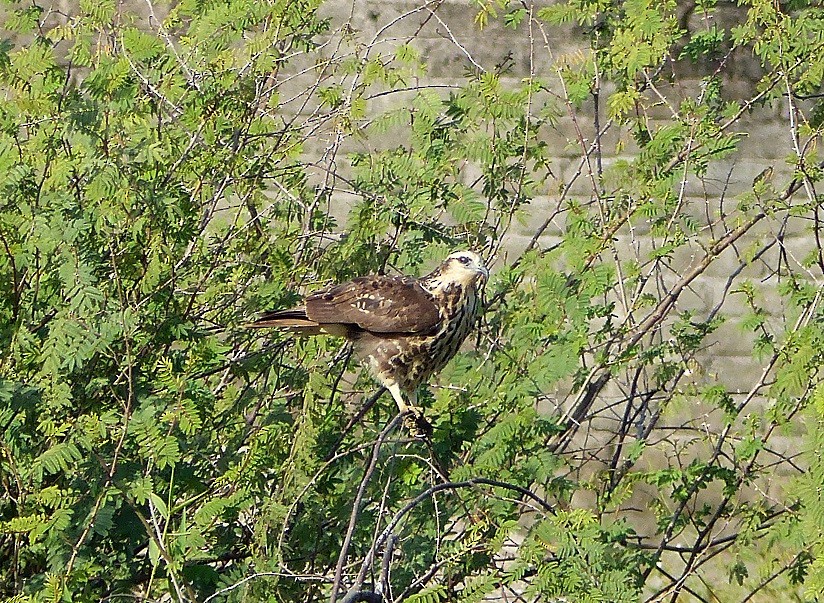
[330,414,405,603]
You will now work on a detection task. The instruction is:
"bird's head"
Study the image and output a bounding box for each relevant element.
[437,250,489,287]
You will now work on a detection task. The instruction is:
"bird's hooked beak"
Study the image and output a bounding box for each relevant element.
[470,253,490,281]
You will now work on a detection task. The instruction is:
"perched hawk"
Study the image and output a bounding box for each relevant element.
[250,251,489,429]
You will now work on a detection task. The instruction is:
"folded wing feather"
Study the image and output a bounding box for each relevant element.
[252,276,441,335]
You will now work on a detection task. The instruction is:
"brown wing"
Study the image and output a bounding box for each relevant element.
[305,275,440,334]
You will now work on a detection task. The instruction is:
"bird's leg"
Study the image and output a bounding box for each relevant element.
[386,383,431,437]
[386,382,409,414]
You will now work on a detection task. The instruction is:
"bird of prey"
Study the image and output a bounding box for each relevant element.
[249,251,489,430]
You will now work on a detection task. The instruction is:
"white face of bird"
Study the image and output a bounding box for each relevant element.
[439,250,489,287]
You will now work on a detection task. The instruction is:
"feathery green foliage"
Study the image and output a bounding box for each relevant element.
[0,0,823,601]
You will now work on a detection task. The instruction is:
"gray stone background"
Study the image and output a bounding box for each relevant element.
[296,0,811,399]
[287,5,814,587]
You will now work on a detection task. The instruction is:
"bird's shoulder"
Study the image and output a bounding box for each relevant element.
[305,274,441,334]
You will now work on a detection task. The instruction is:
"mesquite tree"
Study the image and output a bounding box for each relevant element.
[0,0,823,601]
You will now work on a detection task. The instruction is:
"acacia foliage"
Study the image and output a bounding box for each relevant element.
[0,0,823,601]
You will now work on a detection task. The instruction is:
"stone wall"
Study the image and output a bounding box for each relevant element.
[306,0,811,403]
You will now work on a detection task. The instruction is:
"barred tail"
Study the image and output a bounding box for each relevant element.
[247,307,323,333]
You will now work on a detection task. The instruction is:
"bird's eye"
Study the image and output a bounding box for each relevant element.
[458,256,471,265]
